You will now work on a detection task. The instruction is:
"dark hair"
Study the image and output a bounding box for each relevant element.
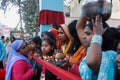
[86,22,120,51]
[41,31,56,40]
[42,38,56,56]
[12,36,16,40]
[10,36,16,42]
[50,22,59,30]
[32,36,42,52]
[86,21,109,31]
[86,22,93,30]
[32,36,41,45]
[1,36,5,39]
[68,20,81,55]
[41,31,56,49]
[102,27,120,51]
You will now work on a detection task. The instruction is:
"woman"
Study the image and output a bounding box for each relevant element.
[77,14,120,80]
[57,24,72,55]
[67,20,86,76]
[56,24,73,71]
[68,20,86,65]
[5,40,34,80]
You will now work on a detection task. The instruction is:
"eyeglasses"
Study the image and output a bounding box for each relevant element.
[21,43,28,49]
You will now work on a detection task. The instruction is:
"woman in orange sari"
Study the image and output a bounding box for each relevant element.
[57,24,72,55]
[56,24,73,71]
[67,20,86,76]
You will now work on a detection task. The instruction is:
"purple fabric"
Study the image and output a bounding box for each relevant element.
[5,40,32,80]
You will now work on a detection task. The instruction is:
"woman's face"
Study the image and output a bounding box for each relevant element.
[18,42,29,57]
[58,28,67,42]
[82,26,94,48]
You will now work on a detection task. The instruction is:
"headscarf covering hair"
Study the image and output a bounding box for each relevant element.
[5,40,32,80]
[60,24,71,39]
[58,24,73,55]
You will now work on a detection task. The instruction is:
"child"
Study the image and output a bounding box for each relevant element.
[41,38,57,80]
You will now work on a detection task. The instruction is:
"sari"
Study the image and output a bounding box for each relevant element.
[79,50,117,80]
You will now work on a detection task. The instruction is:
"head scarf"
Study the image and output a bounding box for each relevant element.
[60,24,71,39]
[5,40,32,80]
[58,24,73,55]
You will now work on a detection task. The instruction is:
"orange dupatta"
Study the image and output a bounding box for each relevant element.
[71,46,86,65]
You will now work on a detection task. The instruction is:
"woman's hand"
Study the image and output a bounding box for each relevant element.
[92,15,104,36]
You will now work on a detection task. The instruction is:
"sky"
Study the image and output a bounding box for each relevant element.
[0,6,20,28]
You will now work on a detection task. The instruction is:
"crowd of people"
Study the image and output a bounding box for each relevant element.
[0,5,120,80]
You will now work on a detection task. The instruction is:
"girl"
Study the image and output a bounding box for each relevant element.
[41,38,57,80]
[41,31,56,49]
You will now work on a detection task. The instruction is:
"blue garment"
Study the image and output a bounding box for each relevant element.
[79,50,117,80]
[0,40,6,60]
[5,40,32,80]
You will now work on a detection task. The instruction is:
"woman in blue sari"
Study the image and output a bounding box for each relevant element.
[76,15,120,80]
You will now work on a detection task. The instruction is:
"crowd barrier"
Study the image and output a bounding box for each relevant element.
[0,69,6,80]
[33,56,82,80]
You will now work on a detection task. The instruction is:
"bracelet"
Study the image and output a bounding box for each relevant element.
[91,35,102,46]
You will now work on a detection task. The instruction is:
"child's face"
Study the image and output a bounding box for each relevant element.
[41,40,53,54]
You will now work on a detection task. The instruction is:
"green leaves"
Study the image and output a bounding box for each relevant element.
[0,0,39,36]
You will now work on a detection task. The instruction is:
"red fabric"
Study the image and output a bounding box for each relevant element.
[49,29,58,41]
[70,64,80,77]
[0,69,6,80]
[38,10,65,27]
[11,60,34,80]
[33,56,82,80]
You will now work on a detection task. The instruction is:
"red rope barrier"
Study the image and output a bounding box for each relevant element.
[32,56,82,80]
[0,69,6,80]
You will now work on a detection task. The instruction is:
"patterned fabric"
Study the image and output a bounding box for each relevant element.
[79,50,117,80]
[71,46,86,65]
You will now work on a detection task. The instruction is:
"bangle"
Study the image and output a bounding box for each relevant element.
[91,35,102,46]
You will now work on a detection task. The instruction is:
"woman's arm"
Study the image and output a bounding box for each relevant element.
[86,15,103,72]
[76,16,87,43]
